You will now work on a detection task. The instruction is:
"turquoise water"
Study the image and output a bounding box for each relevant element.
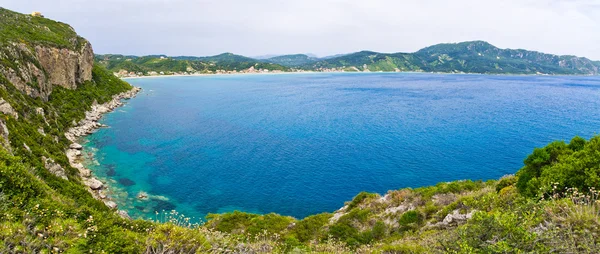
[83,73,600,220]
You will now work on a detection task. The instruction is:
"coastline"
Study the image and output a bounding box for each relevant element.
[120,71,324,80]
[64,86,142,216]
[120,71,598,81]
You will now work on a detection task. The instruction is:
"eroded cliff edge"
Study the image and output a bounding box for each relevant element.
[0,7,137,213]
[0,38,94,99]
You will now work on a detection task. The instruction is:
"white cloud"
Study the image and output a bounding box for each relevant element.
[4,0,600,59]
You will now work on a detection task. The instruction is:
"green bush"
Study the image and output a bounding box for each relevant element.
[292,213,331,242]
[398,211,423,231]
[496,175,517,193]
[516,136,600,198]
[346,191,378,210]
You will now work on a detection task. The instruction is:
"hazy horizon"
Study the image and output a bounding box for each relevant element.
[3,0,600,60]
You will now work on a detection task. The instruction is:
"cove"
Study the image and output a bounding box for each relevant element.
[82,73,600,220]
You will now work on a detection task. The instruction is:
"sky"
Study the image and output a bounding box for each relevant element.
[3,0,600,59]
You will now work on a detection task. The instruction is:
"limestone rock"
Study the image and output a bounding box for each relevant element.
[87,178,103,190]
[0,99,17,119]
[0,41,94,100]
[23,143,31,153]
[0,119,10,150]
[426,209,477,229]
[69,143,83,150]
[117,210,131,220]
[137,191,149,200]
[37,127,46,136]
[65,87,141,142]
[42,156,68,180]
[98,190,107,199]
[442,210,476,225]
[104,200,117,209]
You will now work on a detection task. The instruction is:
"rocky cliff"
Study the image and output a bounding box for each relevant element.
[0,7,94,100]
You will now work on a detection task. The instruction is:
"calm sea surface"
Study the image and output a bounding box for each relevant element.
[83,73,600,220]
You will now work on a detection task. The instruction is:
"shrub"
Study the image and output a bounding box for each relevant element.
[495,175,517,193]
[346,192,378,210]
[292,213,331,242]
[398,210,423,231]
[516,136,600,198]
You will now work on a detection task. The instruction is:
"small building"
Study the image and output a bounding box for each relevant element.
[31,11,43,17]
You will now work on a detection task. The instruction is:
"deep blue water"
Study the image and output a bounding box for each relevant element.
[83,73,600,220]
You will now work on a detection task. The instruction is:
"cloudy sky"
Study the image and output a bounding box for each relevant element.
[4,0,600,59]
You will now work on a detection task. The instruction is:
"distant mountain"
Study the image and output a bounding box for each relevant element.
[97,41,600,75]
[252,54,281,60]
[321,53,351,59]
[413,41,599,74]
[264,54,319,67]
[306,41,600,74]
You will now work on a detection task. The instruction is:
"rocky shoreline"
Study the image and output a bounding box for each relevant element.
[64,87,141,215]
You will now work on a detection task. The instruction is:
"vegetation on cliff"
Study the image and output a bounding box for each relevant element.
[0,7,85,50]
[0,7,599,253]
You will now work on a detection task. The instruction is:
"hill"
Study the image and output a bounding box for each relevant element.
[263,54,320,67]
[95,52,290,76]
[0,7,599,253]
[306,41,600,74]
[99,41,600,76]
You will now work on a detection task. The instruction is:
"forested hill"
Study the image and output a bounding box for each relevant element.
[95,53,290,76]
[1,7,600,253]
[98,41,600,76]
[305,41,600,74]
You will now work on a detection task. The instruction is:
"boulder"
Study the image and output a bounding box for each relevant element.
[69,143,83,150]
[117,210,131,220]
[0,99,18,119]
[87,178,103,190]
[137,191,148,199]
[104,200,117,209]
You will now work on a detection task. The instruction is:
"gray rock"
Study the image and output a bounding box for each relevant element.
[0,119,10,150]
[87,178,103,190]
[23,143,31,153]
[69,143,83,150]
[104,200,117,209]
[42,156,68,180]
[0,41,93,100]
[442,210,476,225]
[117,210,131,220]
[37,127,46,136]
[0,99,17,119]
[98,190,107,199]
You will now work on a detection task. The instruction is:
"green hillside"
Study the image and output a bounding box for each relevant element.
[305,41,600,74]
[263,54,319,67]
[95,53,290,75]
[0,7,599,253]
[99,41,600,75]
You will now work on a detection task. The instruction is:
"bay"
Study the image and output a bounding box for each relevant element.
[83,73,600,220]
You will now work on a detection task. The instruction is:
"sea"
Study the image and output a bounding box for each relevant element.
[81,72,600,221]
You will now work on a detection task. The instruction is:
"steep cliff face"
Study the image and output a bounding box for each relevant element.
[0,41,94,99]
[0,8,94,100]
